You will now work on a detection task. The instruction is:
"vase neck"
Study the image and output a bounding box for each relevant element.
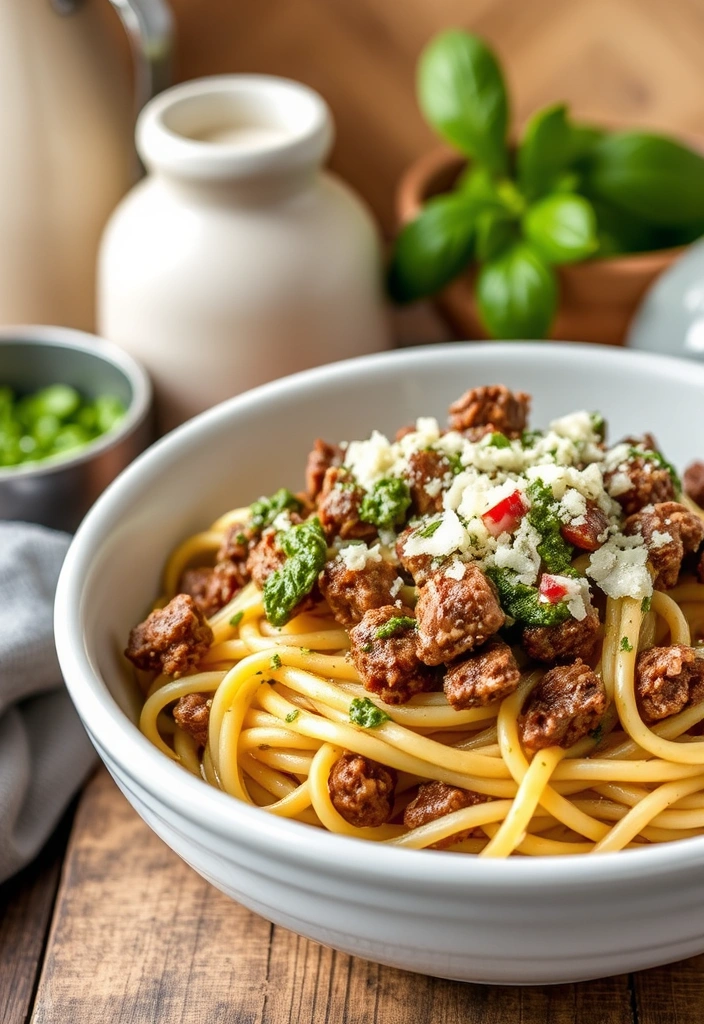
[136,74,334,196]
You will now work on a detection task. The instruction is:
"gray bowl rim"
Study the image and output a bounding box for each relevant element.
[55,341,704,891]
[0,325,152,481]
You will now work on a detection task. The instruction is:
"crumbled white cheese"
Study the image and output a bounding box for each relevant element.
[402,510,469,559]
[602,443,633,473]
[606,471,633,497]
[540,575,593,621]
[424,477,443,498]
[343,430,394,490]
[548,410,599,446]
[559,487,588,523]
[389,576,404,598]
[339,542,383,572]
[444,560,467,581]
[488,518,542,586]
[586,534,653,601]
[272,511,293,532]
[649,530,673,549]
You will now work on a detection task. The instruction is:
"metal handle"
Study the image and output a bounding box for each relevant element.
[108,0,175,109]
[51,0,174,109]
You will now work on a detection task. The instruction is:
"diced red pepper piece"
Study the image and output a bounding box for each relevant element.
[539,574,569,604]
[561,502,610,552]
[482,489,527,538]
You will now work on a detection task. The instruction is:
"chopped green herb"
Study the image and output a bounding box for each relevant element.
[229,611,244,628]
[590,412,606,441]
[270,653,282,669]
[263,517,327,627]
[349,697,391,729]
[526,479,575,574]
[361,642,374,653]
[285,709,300,723]
[487,431,511,449]
[375,616,417,640]
[521,429,542,448]
[619,636,634,652]
[359,477,411,528]
[628,447,681,494]
[486,567,571,627]
[250,488,303,531]
[445,452,464,476]
[235,532,247,545]
[299,647,311,655]
[641,596,652,614]
[418,518,442,539]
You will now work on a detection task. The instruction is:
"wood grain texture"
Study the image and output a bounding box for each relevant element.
[165,0,704,233]
[0,806,74,1024]
[30,770,636,1024]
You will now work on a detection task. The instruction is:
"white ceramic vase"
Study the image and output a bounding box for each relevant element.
[98,75,391,433]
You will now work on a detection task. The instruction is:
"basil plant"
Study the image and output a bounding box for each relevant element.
[388,29,704,339]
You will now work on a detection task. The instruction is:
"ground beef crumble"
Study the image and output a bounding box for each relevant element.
[519,659,607,752]
[635,644,704,722]
[522,607,600,664]
[317,467,378,542]
[319,556,401,626]
[406,449,451,516]
[403,781,489,847]
[443,638,520,710]
[305,439,343,500]
[448,384,530,438]
[328,752,397,828]
[415,567,505,666]
[125,594,212,677]
[173,693,211,746]
[624,501,704,589]
[684,461,704,509]
[349,605,437,705]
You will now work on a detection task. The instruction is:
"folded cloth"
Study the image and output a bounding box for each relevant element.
[0,522,96,884]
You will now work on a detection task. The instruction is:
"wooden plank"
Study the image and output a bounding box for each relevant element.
[30,769,635,1023]
[634,954,704,1023]
[0,805,74,1024]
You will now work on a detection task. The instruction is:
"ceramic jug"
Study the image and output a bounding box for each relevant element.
[98,75,392,433]
[0,0,173,331]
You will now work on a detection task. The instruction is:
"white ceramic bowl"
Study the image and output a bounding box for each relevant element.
[55,343,704,986]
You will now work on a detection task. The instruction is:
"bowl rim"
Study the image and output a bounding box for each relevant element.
[0,325,152,481]
[55,341,704,889]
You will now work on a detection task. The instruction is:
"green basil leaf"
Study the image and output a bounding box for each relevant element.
[476,242,557,339]
[517,104,573,199]
[387,193,477,302]
[417,30,509,174]
[584,132,704,226]
[475,208,517,262]
[522,193,598,264]
[590,199,661,256]
[456,165,503,205]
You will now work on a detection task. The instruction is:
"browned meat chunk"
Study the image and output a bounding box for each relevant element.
[415,567,505,666]
[317,467,377,542]
[523,607,600,664]
[216,522,253,566]
[635,644,704,722]
[179,563,243,618]
[560,502,610,552]
[125,594,212,677]
[173,693,211,746]
[443,638,520,710]
[349,605,436,704]
[319,555,401,626]
[448,384,530,438]
[328,752,397,828]
[624,501,704,589]
[604,440,676,516]
[246,529,285,588]
[519,659,607,752]
[685,461,704,509]
[305,439,343,500]
[406,449,451,516]
[395,524,436,586]
[403,780,488,847]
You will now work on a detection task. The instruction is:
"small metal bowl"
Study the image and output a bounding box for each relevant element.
[0,326,153,532]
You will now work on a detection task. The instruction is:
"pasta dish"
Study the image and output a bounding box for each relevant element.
[126,384,704,857]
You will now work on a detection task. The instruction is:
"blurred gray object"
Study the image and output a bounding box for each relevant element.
[0,327,153,532]
[627,239,704,359]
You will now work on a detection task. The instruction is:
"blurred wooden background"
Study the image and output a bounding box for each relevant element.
[165,0,704,234]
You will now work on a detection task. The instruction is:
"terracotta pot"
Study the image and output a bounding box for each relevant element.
[395,147,685,345]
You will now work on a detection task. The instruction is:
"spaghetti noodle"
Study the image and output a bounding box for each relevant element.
[129,384,704,857]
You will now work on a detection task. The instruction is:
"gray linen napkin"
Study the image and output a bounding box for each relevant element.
[0,523,95,883]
